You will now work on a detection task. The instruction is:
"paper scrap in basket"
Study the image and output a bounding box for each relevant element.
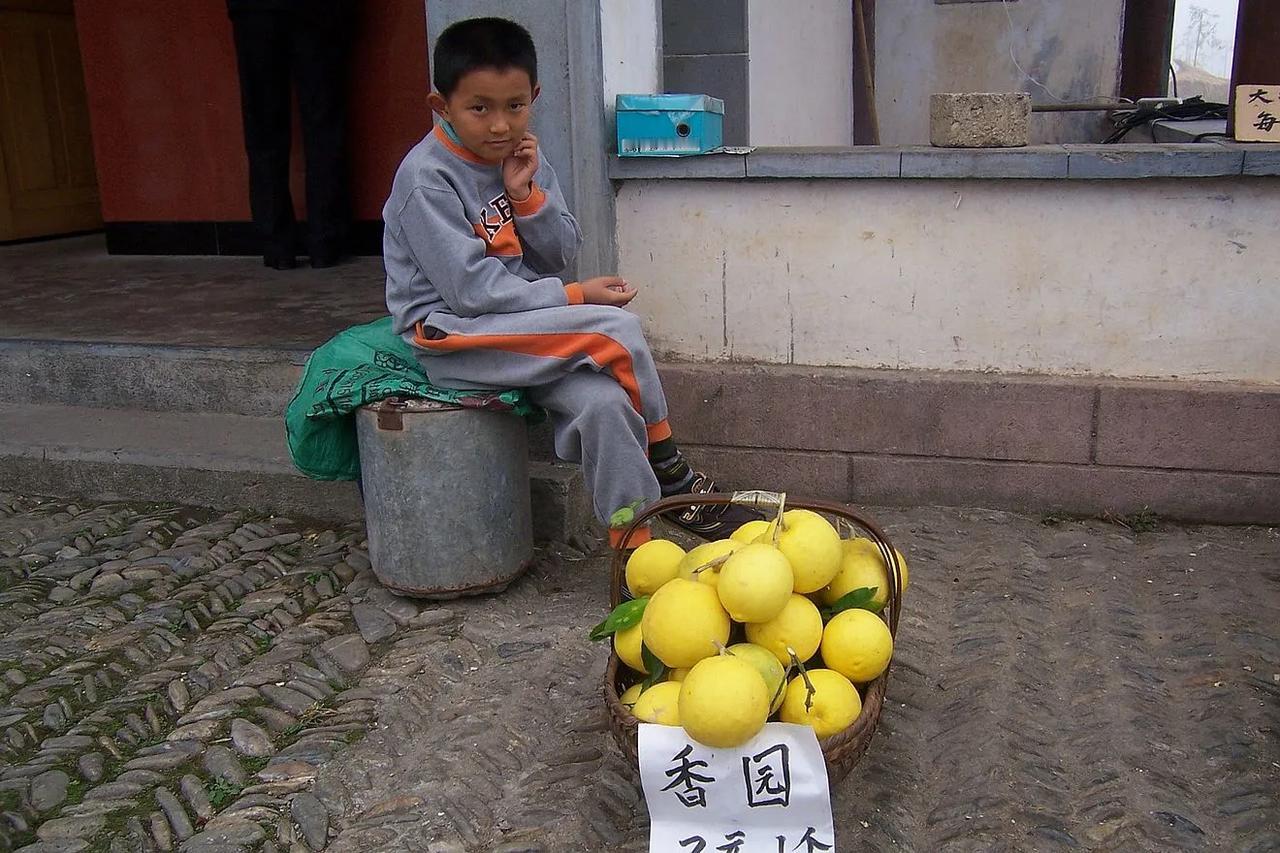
[639,722,835,852]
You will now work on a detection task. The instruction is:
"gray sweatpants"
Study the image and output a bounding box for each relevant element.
[409,305,669,524]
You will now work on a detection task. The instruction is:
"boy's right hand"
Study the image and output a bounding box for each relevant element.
[579,276,637,307]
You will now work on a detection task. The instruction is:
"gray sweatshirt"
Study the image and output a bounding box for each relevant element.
[383,124,585,336]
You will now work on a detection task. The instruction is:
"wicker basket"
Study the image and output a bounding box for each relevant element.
[602,491,902,785]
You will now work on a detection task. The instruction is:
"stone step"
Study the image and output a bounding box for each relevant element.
[0,404,588,541]
[0,338,305,417]
[0,338,560,458]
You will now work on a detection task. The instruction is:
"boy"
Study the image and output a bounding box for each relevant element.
[383,17,755,547]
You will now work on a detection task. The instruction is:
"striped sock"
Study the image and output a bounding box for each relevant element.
[652,449,696,496]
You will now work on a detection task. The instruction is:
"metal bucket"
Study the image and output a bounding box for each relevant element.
[355,398,534,599]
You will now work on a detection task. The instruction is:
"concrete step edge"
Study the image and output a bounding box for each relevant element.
[0,402,589,541]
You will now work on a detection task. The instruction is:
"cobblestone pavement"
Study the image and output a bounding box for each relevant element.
[0,493,1276,852]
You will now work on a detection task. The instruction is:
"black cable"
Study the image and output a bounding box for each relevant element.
[1102,96,1228,143]
[1168,62,1179,99]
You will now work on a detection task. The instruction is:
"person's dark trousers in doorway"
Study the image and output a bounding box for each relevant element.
[228,0,353,269]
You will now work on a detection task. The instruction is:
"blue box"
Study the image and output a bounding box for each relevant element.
[616,93,725,156]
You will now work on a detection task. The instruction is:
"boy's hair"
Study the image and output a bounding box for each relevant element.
[433,18,538,98]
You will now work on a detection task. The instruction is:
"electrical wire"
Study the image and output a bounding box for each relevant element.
[1000,0,1132,108]
[1001,0,1068,102]
[1102,96,1229,143]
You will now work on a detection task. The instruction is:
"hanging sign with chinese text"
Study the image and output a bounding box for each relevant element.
[1235,85,1280,142]
[639,722,836,852]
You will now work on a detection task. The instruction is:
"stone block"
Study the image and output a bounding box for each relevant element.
[930,92,1031,148]
[609,153,747,180]
[1066,144,1244,178]
[529,460,592,541]
[746,148,901,178]
[900,146,1068,178]
[1241,144,1280,176]
[658,363,1095,464]
[844,454,1280,525]
[1095,383,1280,474]
[680,446,852,502]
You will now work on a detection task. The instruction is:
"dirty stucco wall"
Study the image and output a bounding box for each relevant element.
[748,0,853,146]
[875,0,1124,145]
[615,179,1280,384]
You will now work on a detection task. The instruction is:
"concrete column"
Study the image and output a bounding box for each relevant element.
[425,0,615,277]
[600,0,663,141]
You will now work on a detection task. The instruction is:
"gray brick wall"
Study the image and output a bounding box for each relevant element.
[661,0,749,145]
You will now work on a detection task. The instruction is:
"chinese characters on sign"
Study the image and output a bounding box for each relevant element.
[663,744,714,807]
[1235,85,1280,142]
[744,743,792,808]
[639,723,836,853]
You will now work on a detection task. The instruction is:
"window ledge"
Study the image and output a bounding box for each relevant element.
[609,143,1280,181]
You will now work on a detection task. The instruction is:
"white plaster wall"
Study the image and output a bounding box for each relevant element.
[616,179,1280,383]
[599,0,662,145]
[875,0,1124,145]
[747,0,853,146]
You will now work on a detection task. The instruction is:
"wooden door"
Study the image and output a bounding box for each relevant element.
[0,0,100,241]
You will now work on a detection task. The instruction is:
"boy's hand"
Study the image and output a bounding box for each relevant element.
[503,132,539,201]
[580,276,637,307]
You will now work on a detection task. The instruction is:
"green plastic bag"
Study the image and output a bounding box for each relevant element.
[285,316,540,481]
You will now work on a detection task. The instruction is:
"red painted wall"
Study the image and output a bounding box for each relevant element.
[74,0,431,223]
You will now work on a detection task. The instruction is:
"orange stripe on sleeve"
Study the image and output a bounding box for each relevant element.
[564,283,584,305]
[509,183,547,216]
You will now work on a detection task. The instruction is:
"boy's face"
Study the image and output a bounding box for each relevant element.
[429,67,539,163]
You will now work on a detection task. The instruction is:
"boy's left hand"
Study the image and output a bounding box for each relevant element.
[503,132,539,201]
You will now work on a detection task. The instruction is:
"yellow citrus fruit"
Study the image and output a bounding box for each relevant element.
[744,594,824,665]
[679,654,770,747]
[632,681,682,725]
[822,538,908,609]
[716,543,794,623]
[779,668,862,738]
[756,511,842,594]
[668,668,690,682]
[677,540,742,588]
[730,519,772,544]
[727,642,787,713]
[642,578,731,668]
[614,622,647,673]
[625,539,686,596]
[619,683,643,708]
[787,508,827,524]
[821,608,894,683]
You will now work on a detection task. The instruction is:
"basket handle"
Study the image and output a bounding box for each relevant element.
[608,491,902,636]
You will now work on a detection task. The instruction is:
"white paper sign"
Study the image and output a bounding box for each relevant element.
[639,722,836,852]
[1235,84,1280,143]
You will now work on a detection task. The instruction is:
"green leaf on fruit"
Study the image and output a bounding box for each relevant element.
[824,586,882,618]
[608,499,646,530]
[589,596,649,641]
[641,644,667,690]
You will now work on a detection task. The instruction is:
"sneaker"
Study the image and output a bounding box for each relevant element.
[662,472,764,540]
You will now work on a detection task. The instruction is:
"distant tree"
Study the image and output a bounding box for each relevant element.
[1180,4,1225,71]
